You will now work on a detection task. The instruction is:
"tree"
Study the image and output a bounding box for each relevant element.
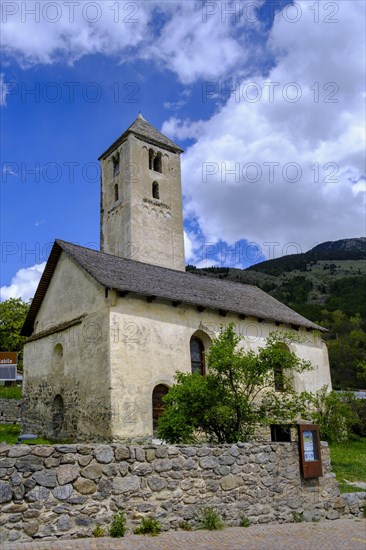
[0,298,31,371]
[158,324,313,444]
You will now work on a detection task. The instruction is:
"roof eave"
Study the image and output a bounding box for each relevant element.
[21,242,63,336]
[98,129,183,161]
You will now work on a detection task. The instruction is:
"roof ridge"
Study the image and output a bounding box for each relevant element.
[56,239,260,290]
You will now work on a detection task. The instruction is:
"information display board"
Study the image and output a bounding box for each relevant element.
[298,424,323,479]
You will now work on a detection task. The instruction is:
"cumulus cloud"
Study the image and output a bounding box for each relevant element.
[167,0,366,255]
[1,1,264,82]
[0,262,46,302]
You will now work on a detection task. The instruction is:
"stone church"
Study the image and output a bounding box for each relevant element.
[21,115,332,442]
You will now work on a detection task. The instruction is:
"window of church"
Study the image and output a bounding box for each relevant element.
[153,152,162,173]
[190,337,205,375]
[152,181,160,200]
[149,148,154,170]
[114,183,119,202]
[152,384,169,432]
[273,343,291,391]
[113,154,120,177]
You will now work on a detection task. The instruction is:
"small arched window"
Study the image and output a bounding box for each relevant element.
[114,183,119,202]
[113,154,120,177]
[190,337,205,375]
[273,343,291,392]
[52,343,64,372]
[153,152,162,173]
[149,148,154,170]
[152,181,160,200]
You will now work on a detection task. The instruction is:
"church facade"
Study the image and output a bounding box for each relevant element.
[21,116,332,442]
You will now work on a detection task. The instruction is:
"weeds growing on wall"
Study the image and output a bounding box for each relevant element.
[198,508,224,530]
[134,517,162,536]
[92,524,105,538]
[110,512,126,538]
[240,515,250,527]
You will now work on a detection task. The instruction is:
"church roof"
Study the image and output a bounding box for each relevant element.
[22,240,325,336]
[98,114,183,160]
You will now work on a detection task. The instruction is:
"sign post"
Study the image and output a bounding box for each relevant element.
[298,424,323,479]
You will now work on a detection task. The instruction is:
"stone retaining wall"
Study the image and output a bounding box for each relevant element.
[0,399,22,424]
[0,442,364,543]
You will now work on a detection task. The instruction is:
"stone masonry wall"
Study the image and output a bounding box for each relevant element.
[0,442,364,543]
[0,399,22,424]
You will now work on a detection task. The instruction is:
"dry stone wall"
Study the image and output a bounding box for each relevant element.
[0,441,364,543]
[0,399,21,424]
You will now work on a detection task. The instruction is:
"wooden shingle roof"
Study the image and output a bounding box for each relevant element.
[22,240,325,336]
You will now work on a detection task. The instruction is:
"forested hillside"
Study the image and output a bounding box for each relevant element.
[187,238,366,389]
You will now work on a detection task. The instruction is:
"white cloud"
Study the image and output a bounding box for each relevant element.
[0,263,46,302]
[171,0,366,254]
[1,1,264,83]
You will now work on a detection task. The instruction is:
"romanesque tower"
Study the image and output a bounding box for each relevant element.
[99,114,185,271]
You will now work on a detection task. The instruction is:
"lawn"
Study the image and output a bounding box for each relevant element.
[0,424,55,445]
[0,385,22,399]
[329,438,366,492]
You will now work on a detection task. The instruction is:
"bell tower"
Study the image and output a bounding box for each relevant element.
[99,114,185,271]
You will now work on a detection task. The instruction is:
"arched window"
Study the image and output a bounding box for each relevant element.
[273,343,291,392]
[112,154,120,177]
[52,343,64,372]
[149,148,154,170]
[190,337,205,375]
[152,181,160,200]
[114,183,119,202]
[153,152,162,173]
[152,384,169,432]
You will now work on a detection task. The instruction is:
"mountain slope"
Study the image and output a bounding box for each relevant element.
[187,238,366,389]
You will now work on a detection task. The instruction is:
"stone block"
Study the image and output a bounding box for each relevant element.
[57,464,80,485]
[73,478,97,495]
[219,474,244,491]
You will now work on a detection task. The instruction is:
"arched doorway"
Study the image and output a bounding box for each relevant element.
[152,384,169,432]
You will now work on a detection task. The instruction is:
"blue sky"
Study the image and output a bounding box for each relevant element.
[1,1,365,300]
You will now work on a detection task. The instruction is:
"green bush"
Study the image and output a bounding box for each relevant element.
[198,508,224,530]
[348,398,366,438]
[110,512,126,538]
[310,387,360,442]
[134,517,162,536]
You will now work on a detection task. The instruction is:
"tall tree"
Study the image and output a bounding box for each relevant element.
[158,324,313,443]
[0,298,31,371]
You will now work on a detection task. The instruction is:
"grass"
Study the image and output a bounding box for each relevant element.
[0,385,22,399]
[329,438,366,492]
[0,423,56,445]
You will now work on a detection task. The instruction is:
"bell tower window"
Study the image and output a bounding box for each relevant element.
[114,183,119,202]
[153,152,162,173]
[149,149,162,173]
[152,181,160,200]
[113,153,120,177]
[149,148,154,170]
